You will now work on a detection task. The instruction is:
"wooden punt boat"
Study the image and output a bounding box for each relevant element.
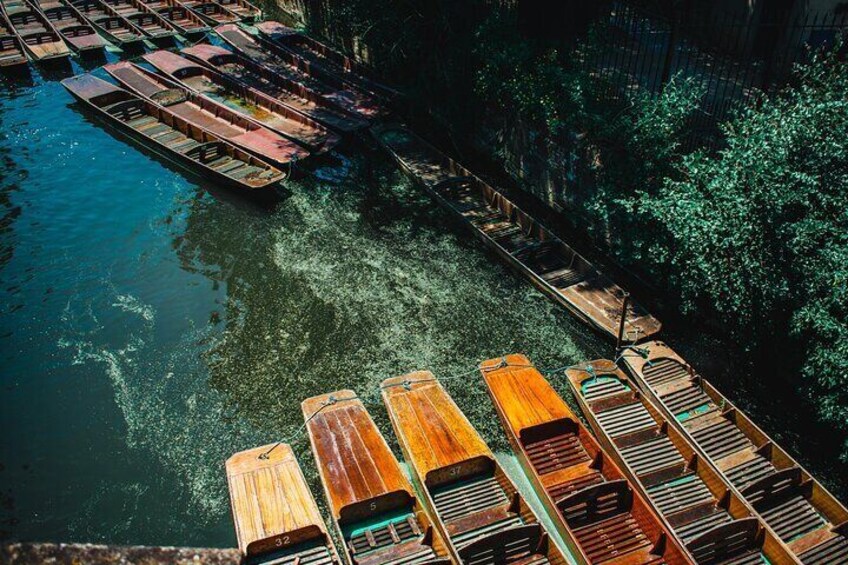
[104,60,309,169]
[381,372,569,565]
[256,20,399,102]
[1,0,70,61]
[62,74,285,191]
[71,0,144,47]
[29,0,104,53]
[621,342,848,564]
[302,391,452,565]
[563,359,799,564]
[136,0,207,35]
[144,49,341,155]
[176,0,236,25]
[181,43,368,133]
[0,10,27,67]
[481,354,694,565]
[215,23,385,120]
[227,443,343,565]
[372,123,661,343]
[101,0,175,39]
[212,0,256,21]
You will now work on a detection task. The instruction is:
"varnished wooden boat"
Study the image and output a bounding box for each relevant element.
[215,23,385,121]
[372,123,661,344]
[176,0,236,25]
[381,372,569,565]
[1,0,70,61]
[30,0,104,53]
[212,0,255,21]
[563,358,799,564]
[227,443,343,565]
[144,49,341,155]
[104,60,310,169]
[136,0,207,35]
[621,342,848,564]
[302,391,452,565]
[182,43,368,133]
[256,20,399,102]
[62,74,285,191]
[101,0,176,39]
[71,0,144,47]
[0,10,27,67]
[481,354,694,564]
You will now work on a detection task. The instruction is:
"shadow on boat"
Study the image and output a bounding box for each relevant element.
[67,101,289,212]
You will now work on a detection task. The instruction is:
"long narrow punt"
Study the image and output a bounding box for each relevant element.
[564,359,799,564]
[212,0,256,21]
[71,0,145,47]
[104,61,308,168]
[136,0,207,34]
[30,0,104,53]
[1,0,70,60]
[621,342,848,564]
[101,0,176,39]
[372,123,661,343]
[381,372,568,565]
[0,10,27,67]
[227,443,343,565]
[182,43,368,133]
[215,24,385,120]
[176,0,236,25]
[62,74,285,191]
[481,354,693,565]
[144,49,341,155]
[302,391,452,565]
[256,20,399,102]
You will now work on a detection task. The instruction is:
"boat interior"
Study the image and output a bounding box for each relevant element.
[71,0,143,44]
[0,10,26,66]
[622,342,848,564]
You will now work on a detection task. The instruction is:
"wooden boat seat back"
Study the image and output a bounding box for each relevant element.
[556,478,633,528]
[22,30,57,44]
[381,372,495,491]
[302,391,417,526]
[226,443,334,560]
[457,523,549,565]
[684,517,762,565]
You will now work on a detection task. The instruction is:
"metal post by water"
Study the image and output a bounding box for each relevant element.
[616,292,631,353]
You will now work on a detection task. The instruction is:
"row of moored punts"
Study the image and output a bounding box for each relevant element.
[227,347,848,565]
[0,0,260,67]
[59,23,393,191]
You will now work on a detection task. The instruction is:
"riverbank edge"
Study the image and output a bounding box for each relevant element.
[1,542,241,564]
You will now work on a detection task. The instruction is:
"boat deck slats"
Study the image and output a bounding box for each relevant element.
[373,546,439,565]
[661,385,714,418]
[547,471,605,502]
[688,417,753,461]
[798,533,848,565]
[620,435,686,476]
[725,456,777,490]
[571,511,651,563]
[523,432,590,475]
[646,474,713,516]
[462,534,550,565]
[349,514,419,555]
[432,475,508,523]
[450,516,523,549]
[674,510,734,543]
[262,546,336,565]
[596,402,656,438]
[581,377,628,402]
[758,495,825,542]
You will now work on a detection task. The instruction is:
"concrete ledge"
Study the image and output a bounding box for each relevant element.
[1,542,241,564]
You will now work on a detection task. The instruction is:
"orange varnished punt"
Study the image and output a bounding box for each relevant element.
[563,359,799,565]
[303,391,452,565]
[481,354,693,565]
[226,443,343,565]
[621,342,848,564]
[372,123,661,344]
[381,372,568,565]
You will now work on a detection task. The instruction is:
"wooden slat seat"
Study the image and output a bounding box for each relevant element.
[596,402,655,438]
[450,516,523,549]
[547,471,605,502]
[349,512,421,556]
[725,456,777,489]
[661,385,714,419]
[523,432,590,475]
[432,475,508,523]
[688,418,752,461]
[571,511,651,563]
[262,545,336,565]
[619,436,685,476]
[459,524,551,565]
[757,495,825,542]
[646,475,713,517]
[581,377,629,402]
[674,510,733,543]
[799,533,848,564]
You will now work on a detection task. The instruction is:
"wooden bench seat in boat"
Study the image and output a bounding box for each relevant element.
[226,443,341,565]
[303,391,451,565]
[622,341,848,564]
[372,124,661,344]
[382,372,567,564]
[480,354,693,565]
